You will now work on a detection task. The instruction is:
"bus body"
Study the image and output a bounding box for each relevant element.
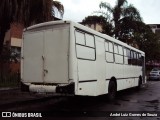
[21,20,146,96]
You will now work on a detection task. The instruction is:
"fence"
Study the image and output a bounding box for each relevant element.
[0,72,20,88]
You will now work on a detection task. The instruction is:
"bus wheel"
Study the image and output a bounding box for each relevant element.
[108,80,117,101]
[136,78,142,90]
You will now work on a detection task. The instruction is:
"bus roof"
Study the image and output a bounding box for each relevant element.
[24,20,145,55]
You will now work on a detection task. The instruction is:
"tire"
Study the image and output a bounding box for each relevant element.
[21,82,29,92]
[108,80,117,101]
[136,78,142,90]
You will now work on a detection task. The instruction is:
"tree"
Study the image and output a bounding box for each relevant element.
[81,0,160,65]
[82,15,113,36]
[133,24,160,62]
[98,0,142,39]
[0,0,64,55]
[96,0,160,63]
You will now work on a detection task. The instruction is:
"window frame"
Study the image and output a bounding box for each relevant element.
[75,29,96,61]
[114,43,124,64]
[105,40,114,63]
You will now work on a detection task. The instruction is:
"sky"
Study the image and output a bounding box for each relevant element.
[56,0,160,24]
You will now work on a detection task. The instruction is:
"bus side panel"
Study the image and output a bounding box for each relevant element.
[69,24,78,91]
[74,29,97,96]
[95,36,106,95]
[76,60,97,96]
[114,64,124,90]
[77,82,97,96]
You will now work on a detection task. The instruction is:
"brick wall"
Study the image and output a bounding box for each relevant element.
[10,23,24,39]
[10,62,20,73]
[9,23,23,73]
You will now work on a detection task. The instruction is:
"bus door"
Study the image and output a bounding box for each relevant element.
[23,31,44,83]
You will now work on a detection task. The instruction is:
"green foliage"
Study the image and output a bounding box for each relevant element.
[0,42,20,84]
[133,25,160,62]
[82,15,113,36]
[94,0,160,62]
[0,0,64,87]
[98,0,142,39]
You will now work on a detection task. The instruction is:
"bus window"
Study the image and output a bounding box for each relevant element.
[109,42,113,52]
[114,44,118,54]
[105,41,114,63]
[135,52,138,65]
[124,48,128,64]
[138,53,142,66]
[85,34,95,48]
[130,51,134,65]
[75,31,85,45]
[114,44,123,64]
[127,49,131,65]
[132,51,137,65]
[75,30,96,61]
[76,45,95,60]
[105,41,109,51]
[118,45,123,55]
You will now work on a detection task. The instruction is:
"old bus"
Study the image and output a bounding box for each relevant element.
[21,20,146,100]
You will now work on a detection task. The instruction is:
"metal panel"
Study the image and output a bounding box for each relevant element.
[23,32,44,83]
[95,37,106,95]
[77,60,96,81]
[44,28,69,83]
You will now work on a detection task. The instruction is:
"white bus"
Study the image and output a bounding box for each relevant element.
[21,20,146,100]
